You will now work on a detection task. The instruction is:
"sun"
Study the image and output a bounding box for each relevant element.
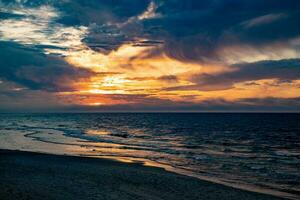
[89,102,104,106]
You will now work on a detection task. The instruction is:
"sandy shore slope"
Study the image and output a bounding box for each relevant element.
[0,150,284,200]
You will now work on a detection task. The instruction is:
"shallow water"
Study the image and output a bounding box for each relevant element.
[0,113,299,199]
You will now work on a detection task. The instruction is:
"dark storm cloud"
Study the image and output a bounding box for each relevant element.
[3,0,300,62]
[40,0,300,62]
[0,42,94,92]
[150,0,300,62]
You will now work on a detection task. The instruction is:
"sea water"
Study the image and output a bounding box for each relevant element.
[0,113,299,199]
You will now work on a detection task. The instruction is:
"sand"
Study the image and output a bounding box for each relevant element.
[0,150,284,200]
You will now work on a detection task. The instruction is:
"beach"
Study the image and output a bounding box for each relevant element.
[0,113,299,199]
[1,0,300,199]
[0,149,285,200]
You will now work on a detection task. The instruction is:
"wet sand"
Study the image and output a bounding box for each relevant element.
[0,149,284,200]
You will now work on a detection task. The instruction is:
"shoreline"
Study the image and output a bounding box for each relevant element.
[0,149,286,200]
[0,130,298,200]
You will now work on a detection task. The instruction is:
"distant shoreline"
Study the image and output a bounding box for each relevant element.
[0,149,286,200]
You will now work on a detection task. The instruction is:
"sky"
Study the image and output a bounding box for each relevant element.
[0,0,300,112]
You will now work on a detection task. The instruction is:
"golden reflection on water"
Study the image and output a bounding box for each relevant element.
[85,129,111,135]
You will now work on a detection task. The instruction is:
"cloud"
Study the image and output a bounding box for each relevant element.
[237,97,300,107]
[155,1,300,63]
[183,59,300,91]
[58,0,300,63]
[0,41,94,92]
[241,13,288,28]
[4,96,299,112]
[0,2,88,56]
[158,75,178,83]
[2,0,300,63]
[191,59,300,90]
[1,0,300,112]
[1,77,300,112]
[0,80,68,112]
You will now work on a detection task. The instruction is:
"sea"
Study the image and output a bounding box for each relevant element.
[0,113,299,199]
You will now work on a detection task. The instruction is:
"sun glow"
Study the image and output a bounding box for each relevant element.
[89,102,104,106]
[101,76,131,87]
[58,42,300,106]
[3,3,296,107]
